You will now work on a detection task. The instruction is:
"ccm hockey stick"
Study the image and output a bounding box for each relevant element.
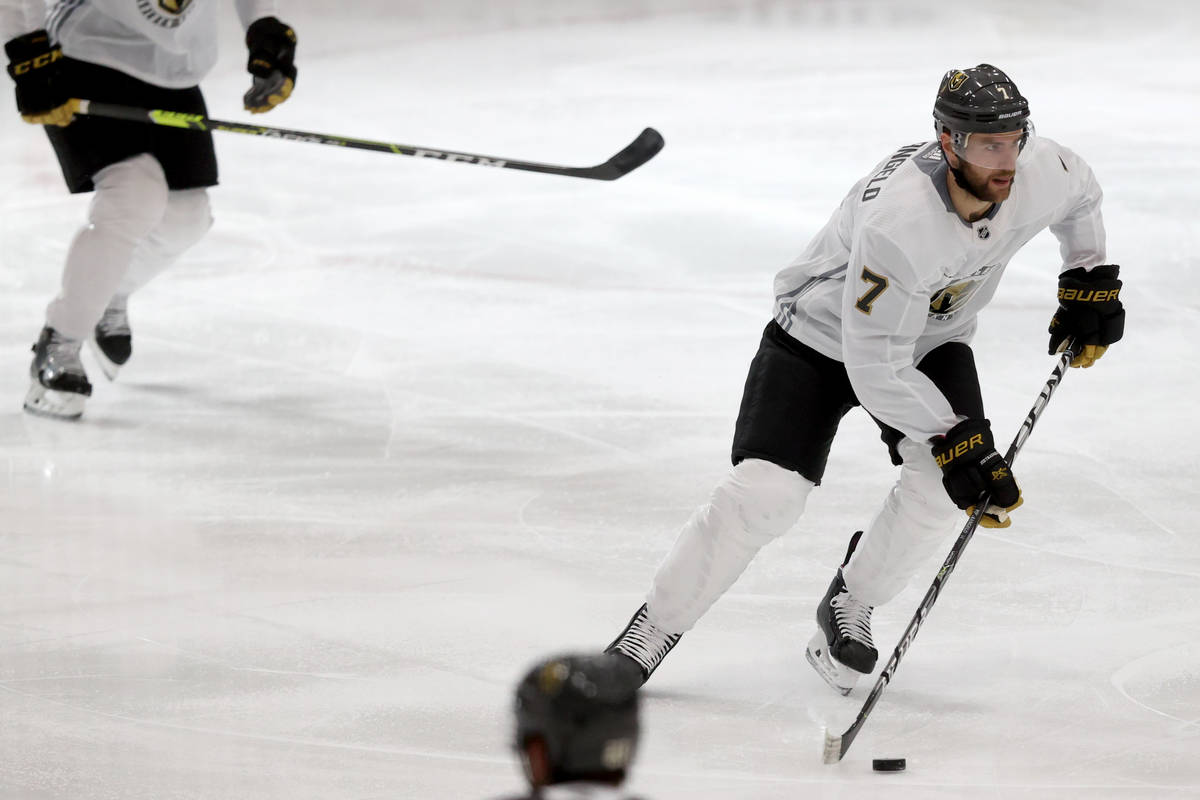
[74,100,665,181]
[822,340,1079,764]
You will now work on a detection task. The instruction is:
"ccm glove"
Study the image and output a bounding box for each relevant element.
[1048,264,1124,368]
[931,418,1023,529]
[5,29,78,126]
[243,17,296,113]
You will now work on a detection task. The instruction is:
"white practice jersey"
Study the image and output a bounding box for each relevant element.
[773,136,1105,444]
[0,0,278,88]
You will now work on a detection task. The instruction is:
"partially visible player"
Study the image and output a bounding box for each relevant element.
[2,0,298,418]
[604,65,1124,695]
[500,653,645,800]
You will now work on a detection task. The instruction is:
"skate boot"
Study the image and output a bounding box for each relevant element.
[24,326,93,419]
[90,300,132,380]
[604,604,682,687]
[805,532,878,695]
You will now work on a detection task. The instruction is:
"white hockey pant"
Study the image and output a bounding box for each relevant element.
[646,458,814,633]
[46,153,213,340]
[841,437,962,607]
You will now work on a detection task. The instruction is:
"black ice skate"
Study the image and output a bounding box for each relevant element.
[805,532,878,695]
[604,604,681,687]
[89,301,132,380]
[24,326,93,419]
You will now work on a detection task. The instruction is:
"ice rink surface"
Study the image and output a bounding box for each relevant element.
[1,1,1198,798]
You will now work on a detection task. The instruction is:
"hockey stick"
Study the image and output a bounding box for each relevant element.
[822,340,1079,764]
[73,100,665,181]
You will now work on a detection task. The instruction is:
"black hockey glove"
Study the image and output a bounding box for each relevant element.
[931,418,1022,529]
[243,17,297,114]
[1048,264,1124,368]
[4,29,77,126]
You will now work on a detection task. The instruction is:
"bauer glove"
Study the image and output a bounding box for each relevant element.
[931,418,1023,529]
[1048,264,1124,368]
[4,29,78,126]
[243,17,296,114]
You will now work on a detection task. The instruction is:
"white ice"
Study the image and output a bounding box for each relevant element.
[1,1,1198,798]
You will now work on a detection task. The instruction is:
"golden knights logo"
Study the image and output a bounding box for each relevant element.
[929,263,1000,319]
[137,0,194,28]
[947,71,969,91]
[929,281,973,316]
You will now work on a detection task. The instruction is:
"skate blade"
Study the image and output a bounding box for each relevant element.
[805,631,861,696]
[23,382,86,420]
[87,338,122,381]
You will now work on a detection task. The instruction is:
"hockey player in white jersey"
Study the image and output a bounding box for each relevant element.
[2,0,298,418]
[605,65,1125,694]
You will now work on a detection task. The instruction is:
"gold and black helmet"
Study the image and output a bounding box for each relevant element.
[933,64,1030,134]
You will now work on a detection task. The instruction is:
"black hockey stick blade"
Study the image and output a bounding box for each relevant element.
[73,100,663,182]
[565,127,665,180]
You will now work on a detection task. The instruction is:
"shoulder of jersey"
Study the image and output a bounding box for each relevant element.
[858,143,946,230]
[1016,135,1081,192]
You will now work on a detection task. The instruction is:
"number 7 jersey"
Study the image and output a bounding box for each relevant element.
[772,136,1106,444]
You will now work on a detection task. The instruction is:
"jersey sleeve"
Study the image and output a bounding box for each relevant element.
[1048,145,1107,274]
[0,0,45,42]
[233,0,279,29]
[840,225,961,444]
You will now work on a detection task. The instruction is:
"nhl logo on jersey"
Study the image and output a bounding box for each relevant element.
[977,226,990,240]
[158,0,193,14]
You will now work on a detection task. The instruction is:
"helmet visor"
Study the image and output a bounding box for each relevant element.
[951,122,1034,170]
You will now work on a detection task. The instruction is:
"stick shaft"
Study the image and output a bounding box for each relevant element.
[74,100,664,181]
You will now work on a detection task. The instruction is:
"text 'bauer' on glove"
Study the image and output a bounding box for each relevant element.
[243,17,296,114]
[931,417,1023,529]
[1048,264,1124,368]
[4,29,78,126]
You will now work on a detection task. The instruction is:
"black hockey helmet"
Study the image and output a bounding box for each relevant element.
[933,64,1030,135]
[513,653,641,788]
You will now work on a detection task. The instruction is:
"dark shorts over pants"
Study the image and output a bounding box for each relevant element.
[731,320,984,485]
[45,57,218,194]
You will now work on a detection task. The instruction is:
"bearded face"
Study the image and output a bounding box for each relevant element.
[951,157,1015,203]
[941,128,1024,203]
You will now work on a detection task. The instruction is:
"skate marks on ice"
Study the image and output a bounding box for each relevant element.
[1111,643,1200,728]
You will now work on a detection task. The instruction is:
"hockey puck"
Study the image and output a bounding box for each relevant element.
[872,758,906,772]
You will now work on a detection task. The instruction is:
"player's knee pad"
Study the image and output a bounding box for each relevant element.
[157,189,213,254]
[87,154,170,243]
[713,458,812,546]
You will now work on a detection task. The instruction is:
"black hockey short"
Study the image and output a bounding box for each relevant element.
[730,320,984,484]
[45,58,218,194]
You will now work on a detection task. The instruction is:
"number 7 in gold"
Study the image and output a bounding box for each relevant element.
[855,267,889,314]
